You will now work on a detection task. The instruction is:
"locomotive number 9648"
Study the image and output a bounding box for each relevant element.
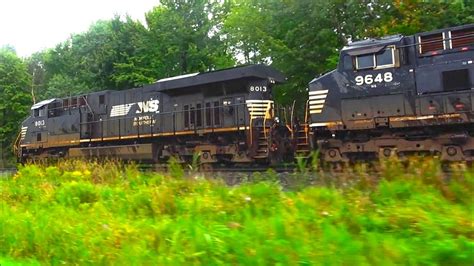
[355,72,393,85]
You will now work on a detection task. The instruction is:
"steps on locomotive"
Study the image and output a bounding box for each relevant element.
[253,125,270,159]
[295,123,310,156]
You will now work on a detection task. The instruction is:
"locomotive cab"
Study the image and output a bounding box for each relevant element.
[308,34,417,130]
[23,99,55,148]
[16,98,79,160]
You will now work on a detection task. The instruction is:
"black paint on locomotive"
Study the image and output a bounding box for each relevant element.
[17,65,290,165]
[307,24,474,162]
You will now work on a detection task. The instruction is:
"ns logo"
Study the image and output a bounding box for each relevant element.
[136,99,160,114]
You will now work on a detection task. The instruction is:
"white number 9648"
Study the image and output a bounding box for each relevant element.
[355,72,393,85]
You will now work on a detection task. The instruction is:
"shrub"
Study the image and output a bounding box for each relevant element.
[55,181,99,208]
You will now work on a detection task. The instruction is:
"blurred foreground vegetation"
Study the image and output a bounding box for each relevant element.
[1,159,473,265]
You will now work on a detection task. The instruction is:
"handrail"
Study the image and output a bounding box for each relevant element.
[263,101,272,139]
[13,131,21,158]
[304,99,309,125]
[81,95,95,115]
[290,100,296,139]
[248,100,273,146]
[249,117,254,145]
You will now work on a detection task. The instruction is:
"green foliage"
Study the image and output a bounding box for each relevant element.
[189,152,201,172]
[40,16,151,98]
[168,156,185,179]
[0,159,473,265]
[0,47,32,166]
[43,74,89,99]
[55,181,99,208]
[367,0,474,36]
[145,1,234,77]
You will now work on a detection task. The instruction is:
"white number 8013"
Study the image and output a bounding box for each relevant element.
[250,86,267,92]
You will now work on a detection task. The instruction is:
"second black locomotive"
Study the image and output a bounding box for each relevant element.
[303,24,474,162]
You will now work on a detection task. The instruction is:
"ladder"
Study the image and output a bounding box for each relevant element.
[295,123,310,156]
[248,101,273,159]
[253,125,271,159]
[294,100,311,157]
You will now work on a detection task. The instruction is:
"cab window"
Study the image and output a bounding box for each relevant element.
[342,55,353,70]
[34,106,46,117]
[355,46,396,70]
[376,48,394,67]
[48,102,62,118]
[356,54,374,69]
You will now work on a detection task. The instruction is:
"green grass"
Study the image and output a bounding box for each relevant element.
[0,159,473,265]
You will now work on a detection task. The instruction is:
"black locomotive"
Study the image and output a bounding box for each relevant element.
[15,24,474,165]
[15,65,293,166]
[303,24,474,162]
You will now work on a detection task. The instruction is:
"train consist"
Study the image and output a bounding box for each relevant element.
[15,23,474,165]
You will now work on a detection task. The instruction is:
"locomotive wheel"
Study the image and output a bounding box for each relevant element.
[199,163,214,172]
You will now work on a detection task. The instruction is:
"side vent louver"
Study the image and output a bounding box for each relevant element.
[419,33,444,54]
[451,28,474,49]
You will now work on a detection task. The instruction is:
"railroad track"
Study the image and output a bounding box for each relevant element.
[138,163,298,173]
[0,168,17,177]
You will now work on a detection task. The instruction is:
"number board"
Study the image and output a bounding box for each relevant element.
[247,80,271,97]
[354,72,393,86]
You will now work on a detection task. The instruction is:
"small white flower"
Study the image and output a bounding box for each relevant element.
[245,196,251,202]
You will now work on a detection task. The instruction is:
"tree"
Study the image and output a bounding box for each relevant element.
[32,16,155,100]
[108,16,158,88]
[367,0,474,36]
[144,0,234,78]
[0,47,32,166]
[25,51,47,103]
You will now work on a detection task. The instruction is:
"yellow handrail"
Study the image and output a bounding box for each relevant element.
[248,100,273,146]
[304,99,309,125]
[304,99,310,141]
[263,101,272,139]
[13,131,21,158]
[249,117,254,145]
